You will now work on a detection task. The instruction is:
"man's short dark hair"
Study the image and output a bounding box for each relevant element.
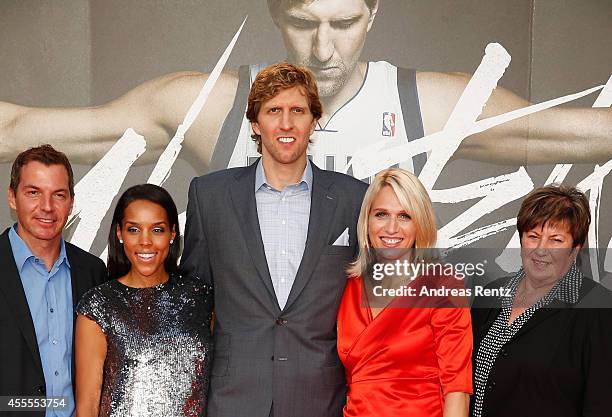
[517,184,590,248]
[10,144,75,197]
[267,0,378,18]
[246,62,322,153]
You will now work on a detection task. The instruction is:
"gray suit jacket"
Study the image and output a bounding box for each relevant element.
[181,161,367,417]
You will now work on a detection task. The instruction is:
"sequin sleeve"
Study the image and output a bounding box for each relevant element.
[76,285,112,334]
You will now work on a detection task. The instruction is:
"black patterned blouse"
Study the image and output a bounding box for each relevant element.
[472,264,582,417]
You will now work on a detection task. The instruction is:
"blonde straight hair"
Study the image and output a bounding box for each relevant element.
[347,168,437,277]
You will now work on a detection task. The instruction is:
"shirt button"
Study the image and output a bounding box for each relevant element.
[281,250,286,255]
[52,340,58,345]
[280,279,286,283]
[54,371,59,376]
[49,308,54,313]
[281,220,286,225]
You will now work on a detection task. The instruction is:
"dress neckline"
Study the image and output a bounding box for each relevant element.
[113,274,173,290]
[360,276,399,323]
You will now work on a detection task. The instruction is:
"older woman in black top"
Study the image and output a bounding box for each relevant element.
[471,184,612,417]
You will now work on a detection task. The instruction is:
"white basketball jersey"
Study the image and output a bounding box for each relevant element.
[227,61,414,178]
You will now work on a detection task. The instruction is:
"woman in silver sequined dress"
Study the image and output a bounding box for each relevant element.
[75,184,212,417]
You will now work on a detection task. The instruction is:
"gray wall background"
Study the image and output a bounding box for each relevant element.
[1,0,610,259]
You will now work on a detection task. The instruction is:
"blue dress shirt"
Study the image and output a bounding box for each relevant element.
[255,160,312,309]
[9,225,75,417]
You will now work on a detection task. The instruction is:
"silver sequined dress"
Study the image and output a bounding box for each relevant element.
[77,274,212,417]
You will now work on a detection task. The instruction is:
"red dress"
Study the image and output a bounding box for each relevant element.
[337,275,473,417]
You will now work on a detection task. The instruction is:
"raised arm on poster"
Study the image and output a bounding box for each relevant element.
[0,0,610,171]
[147,17,246,185]
[496,77,612,276]
[347,44,610,183]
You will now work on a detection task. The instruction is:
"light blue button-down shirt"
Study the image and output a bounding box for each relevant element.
[255,160,312,309]
[9,225,74,417]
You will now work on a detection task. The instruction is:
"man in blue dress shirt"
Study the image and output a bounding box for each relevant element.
[0,145,107,417]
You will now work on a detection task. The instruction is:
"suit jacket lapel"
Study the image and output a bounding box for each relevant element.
[66,243,91,377]
[229,164,278,308]
[472,305,500,346]
[476,299,567,341]
[0,229,43,374]
[284,166,337,311]
[514,299,566,338]
[66,244,85,309]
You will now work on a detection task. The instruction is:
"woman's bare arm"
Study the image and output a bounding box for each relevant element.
[443,392,469,417]
[74,314,107,417]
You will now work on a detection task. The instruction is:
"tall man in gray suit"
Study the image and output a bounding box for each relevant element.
[181,63,367,417]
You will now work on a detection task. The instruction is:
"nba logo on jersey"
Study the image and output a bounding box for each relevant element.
[382,112,396,137]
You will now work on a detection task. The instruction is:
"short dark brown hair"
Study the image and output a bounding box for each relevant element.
[517,184,590,248]
[267,0,378,18]
[246,62,322,153]
[10,144,75,197]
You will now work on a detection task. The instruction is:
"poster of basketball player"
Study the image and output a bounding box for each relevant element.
[0,0,610,280]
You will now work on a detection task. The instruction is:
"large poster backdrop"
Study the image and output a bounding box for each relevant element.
[0,0,611,280]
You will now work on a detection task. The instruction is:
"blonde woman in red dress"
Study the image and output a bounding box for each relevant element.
[337,168,472,417]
